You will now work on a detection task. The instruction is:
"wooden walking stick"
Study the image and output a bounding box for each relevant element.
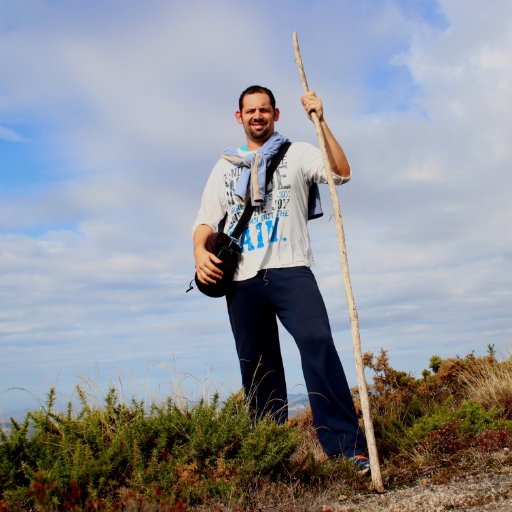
[292,32,384,492]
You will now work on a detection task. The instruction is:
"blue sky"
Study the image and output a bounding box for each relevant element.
[1,0,511,419]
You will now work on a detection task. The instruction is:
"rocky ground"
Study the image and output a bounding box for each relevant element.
[324,450,512,512]
[334,469,512,511]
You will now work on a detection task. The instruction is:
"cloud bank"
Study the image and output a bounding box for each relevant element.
[1,0,511,418]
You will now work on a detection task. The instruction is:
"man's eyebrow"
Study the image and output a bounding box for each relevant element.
[245,106,270,112]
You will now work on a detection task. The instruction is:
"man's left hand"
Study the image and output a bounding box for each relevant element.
[301,91,324,122]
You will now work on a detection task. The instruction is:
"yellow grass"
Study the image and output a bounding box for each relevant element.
[461,357,512,413]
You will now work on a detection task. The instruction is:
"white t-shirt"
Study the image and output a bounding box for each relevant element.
[193,141,349,281]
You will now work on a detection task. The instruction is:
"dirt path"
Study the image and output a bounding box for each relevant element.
[332,461,512,512]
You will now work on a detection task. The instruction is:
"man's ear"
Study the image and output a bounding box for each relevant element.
[235,111,242,124]
[274,108,280,121]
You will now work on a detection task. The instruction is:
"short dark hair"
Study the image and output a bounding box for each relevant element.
[238,85,276,111]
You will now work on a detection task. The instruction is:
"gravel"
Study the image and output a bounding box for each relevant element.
[328,453,512,512]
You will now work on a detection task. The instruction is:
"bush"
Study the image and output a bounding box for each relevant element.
[401,399,510,451]
[0,387,299,510]
[357,347,512,456]
[1,347,511,510]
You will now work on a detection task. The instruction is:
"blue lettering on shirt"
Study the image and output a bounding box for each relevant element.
[255,222,264,248]
[240,216,280,252]
[240,227,255,252]
[266,218,279,243]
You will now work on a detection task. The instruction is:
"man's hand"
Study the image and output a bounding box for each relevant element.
[301,90,324,122]
[300,90,351,179]
[193,225,224,285]
[194,247,223,285]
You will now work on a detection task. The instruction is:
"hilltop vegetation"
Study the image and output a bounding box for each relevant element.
[1,346,511,511]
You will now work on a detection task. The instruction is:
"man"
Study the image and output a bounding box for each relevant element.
[192,85,369,469]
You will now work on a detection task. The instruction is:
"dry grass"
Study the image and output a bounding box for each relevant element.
[462,357,512,417]
[287,407,327,465]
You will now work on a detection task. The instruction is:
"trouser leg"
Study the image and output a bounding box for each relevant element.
[226,275,288,423]
[267,267,367,457]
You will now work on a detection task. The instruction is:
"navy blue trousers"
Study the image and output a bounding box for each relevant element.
[226,266,367,458]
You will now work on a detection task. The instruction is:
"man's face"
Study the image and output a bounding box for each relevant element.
[235,92,280,149]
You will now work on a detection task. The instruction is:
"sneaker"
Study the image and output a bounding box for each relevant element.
[351,454,370,476]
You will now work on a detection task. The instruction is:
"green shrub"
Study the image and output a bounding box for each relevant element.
[0,387,299,509]
[398,399,512,453]
[2,348,511,510]
[238,417,299,476]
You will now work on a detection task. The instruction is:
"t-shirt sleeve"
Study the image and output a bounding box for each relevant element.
[300,142,348,185]
[191,160,228,234]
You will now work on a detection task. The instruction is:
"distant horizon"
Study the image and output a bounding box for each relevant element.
[0,388,312,425]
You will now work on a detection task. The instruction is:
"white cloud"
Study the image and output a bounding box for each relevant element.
[0,125,24,141]
[1,0,511,418]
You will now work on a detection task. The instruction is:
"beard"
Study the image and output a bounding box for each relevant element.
[247,122,272,141]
